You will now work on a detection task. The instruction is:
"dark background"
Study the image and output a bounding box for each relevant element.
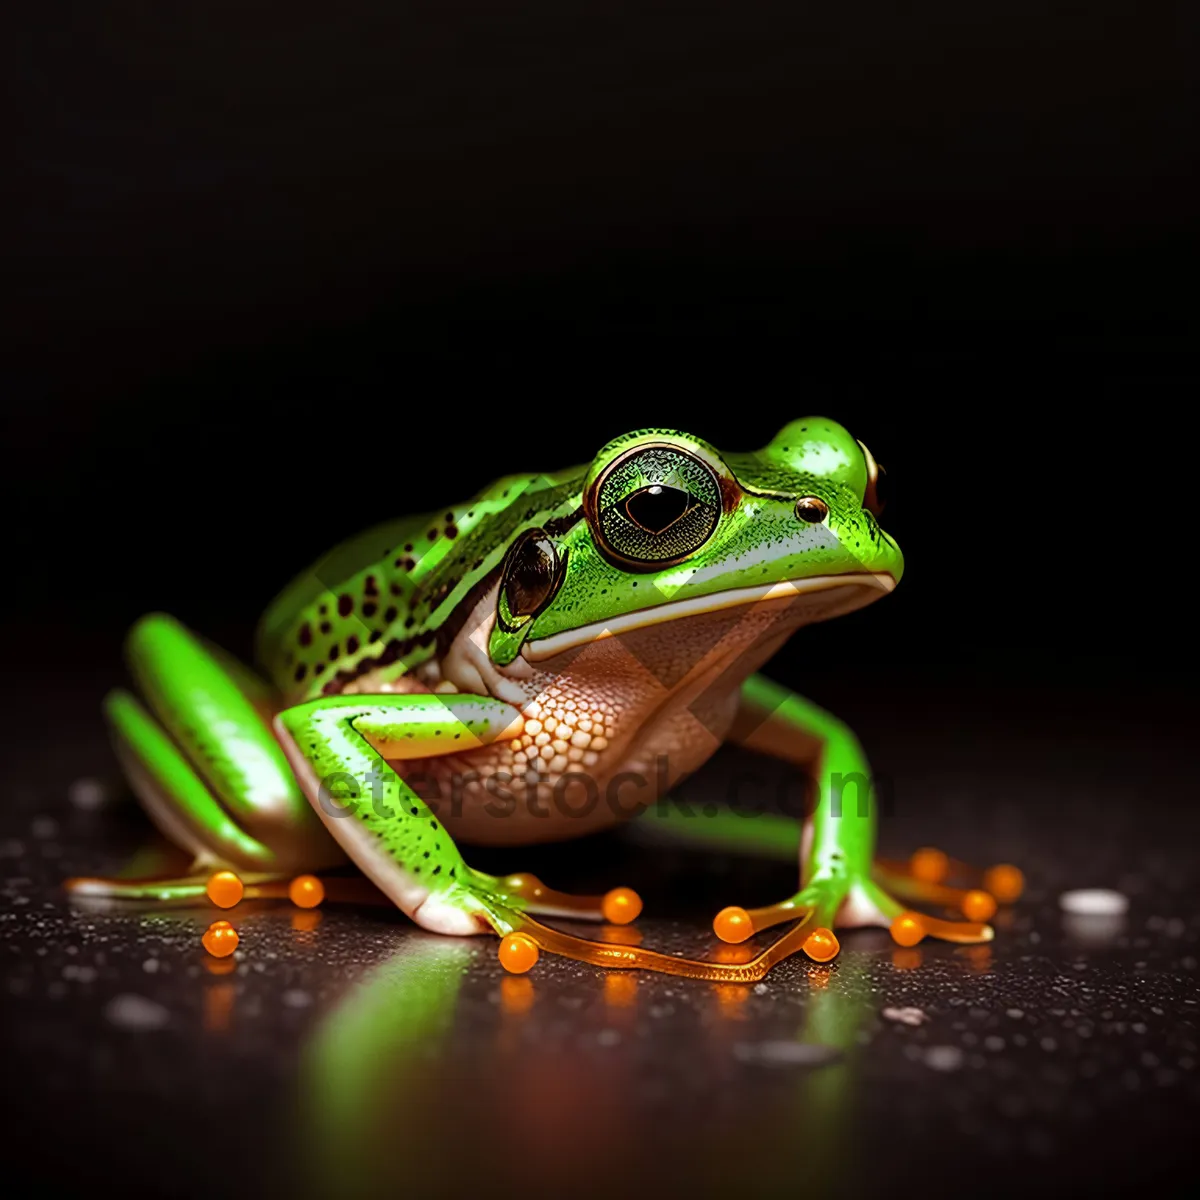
[3,6,1199,1199]
[4,2,1197,695]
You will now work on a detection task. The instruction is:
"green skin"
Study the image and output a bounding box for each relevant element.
[89,419,925,970]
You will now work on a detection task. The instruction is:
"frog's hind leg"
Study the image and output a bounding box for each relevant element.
[66,689,284,904]
[68,613,339,905]
[705,674,1005,962]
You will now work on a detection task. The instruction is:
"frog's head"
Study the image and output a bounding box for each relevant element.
[487,419,902,672]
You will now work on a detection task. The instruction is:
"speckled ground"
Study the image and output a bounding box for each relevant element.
[2,680,1197,1199]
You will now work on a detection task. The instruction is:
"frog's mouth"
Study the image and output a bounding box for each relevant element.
[522,571,896,662]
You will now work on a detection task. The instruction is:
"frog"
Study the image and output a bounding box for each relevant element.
[69,419,1022,980]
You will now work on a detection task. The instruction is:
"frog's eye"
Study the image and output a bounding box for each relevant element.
[794,496,829,523]
[589,444,722,569]
[858,440,887,518]
[500,529,565,624]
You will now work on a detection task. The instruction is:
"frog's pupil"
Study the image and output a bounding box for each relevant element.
[623,485,693,534]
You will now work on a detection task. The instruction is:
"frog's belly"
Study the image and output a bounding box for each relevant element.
[386,593,808,845]
[393,694,736,846]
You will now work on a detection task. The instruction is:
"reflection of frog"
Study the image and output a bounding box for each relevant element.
[71,419,1021,978]
[297,940,872,1200]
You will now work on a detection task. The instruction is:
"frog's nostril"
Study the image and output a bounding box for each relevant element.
[795,496,829,524]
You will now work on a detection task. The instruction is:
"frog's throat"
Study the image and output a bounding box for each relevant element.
[522,572,896,662]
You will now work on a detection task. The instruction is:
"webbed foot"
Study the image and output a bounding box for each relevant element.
[709,847,1023,965]
[490,876,838,981]
[871,845,1023,946]
[494,909,839,981]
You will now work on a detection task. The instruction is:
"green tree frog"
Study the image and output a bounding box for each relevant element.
[69,419,1022,979]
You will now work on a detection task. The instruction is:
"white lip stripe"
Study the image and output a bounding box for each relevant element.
[523,572,895,662]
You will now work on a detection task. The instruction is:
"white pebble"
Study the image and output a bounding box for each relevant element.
[283,989,312,1008]
[1059,889,1129,916]
[924,1045,964,1072]
[883,1006,928,1026]
[105,994,169,1031]
[69,778,109,811]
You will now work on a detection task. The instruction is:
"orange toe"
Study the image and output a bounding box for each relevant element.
[713,906,753,944]
[890,911,926,947]
[202,920,239,958]
[961,889,997,922]
[983,864,1024,904]
[910,847,949,884]
[498,932,540,974]
[803,927,840,963]
[601,887,642,925]
[288,875,325,909]
[206,871,244,909]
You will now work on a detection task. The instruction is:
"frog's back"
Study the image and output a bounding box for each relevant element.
[256,468,585,703]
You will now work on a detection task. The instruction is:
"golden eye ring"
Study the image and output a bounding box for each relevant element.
[586,442,723,570]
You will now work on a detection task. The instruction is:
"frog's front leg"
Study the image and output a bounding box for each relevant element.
[276,695,849,982]
[717,674,1018,961]
[272,694,643,940]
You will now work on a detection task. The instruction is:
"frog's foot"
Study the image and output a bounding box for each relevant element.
[709,876,857,966]
[64,869,236,907]
[68,865,401,914]
[711,867,1001,963]
[484,875,839,981]
[151,865,646,922]
[874,846,1025,918]
[63,866,335,908]
[493,907,841,981]
[425,867,782,980]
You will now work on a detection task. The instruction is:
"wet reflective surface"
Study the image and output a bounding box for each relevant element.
[3,680,1197,1198]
